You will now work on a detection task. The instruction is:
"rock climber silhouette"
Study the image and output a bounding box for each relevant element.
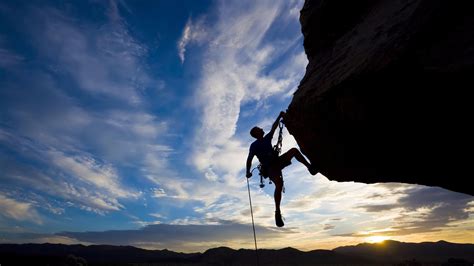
[246,111,318,227]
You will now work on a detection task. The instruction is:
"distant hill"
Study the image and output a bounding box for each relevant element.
[0,243,198,265]
[334,240,474,264]
[200,246,370,265]
[0,240,472,265]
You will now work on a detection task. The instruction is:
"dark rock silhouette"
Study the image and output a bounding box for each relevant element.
[334,240,474,264]
[0,243,197,265]
[442,258,472,266]
[65,254,88,266]
[285,0,474,195]
[1,241,472,265]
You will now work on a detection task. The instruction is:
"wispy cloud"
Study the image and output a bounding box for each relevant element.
[357,204,400,212]
[0,193,41,224]
[48,150,138,200]
[178,16,207,64]
[0,47,23,69]
[58,220,283,252]
[0,142,133,214]
[30,3,151,104]
[177,19,192,63]
[2,220,285,252]
[392,187,473,235]
[0,35,23,69]
[0,232,89,245]
[332,186,473,238]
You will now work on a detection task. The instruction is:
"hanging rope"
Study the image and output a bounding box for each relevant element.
[246,175,260,266]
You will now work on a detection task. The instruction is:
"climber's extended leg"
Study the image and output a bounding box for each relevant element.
[269,168,284,227]
[280,147,318,175]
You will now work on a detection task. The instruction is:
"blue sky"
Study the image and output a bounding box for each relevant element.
[0,0,473,252]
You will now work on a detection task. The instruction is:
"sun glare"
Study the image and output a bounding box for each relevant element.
[366,236,389,243]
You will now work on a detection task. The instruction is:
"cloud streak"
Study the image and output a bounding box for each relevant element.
[0,48,23,69]
[178,17,207,64]
[49,151,136,200]
[58,220,282,252]
[0,193,41,224]
[334,186,473,238]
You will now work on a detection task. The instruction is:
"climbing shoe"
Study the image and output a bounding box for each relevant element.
[308,165,318,176]
[275,211,284,227]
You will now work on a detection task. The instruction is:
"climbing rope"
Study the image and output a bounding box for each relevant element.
[246,174,260,266]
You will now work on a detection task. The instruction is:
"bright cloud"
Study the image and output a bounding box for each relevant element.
[59,220,283,252]
[189,0,307,178]
[0,193,41,224]
[48,150,137,199]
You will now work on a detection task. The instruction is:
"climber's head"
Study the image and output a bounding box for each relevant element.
[250,126,264,139]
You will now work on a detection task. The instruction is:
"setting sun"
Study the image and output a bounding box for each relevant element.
[365,236,390,243]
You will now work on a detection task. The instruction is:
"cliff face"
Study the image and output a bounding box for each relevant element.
[285,0,473,195]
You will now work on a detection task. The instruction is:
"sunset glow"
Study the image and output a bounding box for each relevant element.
[365,236,390,244]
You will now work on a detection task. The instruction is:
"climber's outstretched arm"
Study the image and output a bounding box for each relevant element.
[268,111,285,138]
[246,153,254,178]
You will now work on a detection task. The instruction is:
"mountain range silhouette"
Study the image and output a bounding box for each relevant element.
[1,240,472,265]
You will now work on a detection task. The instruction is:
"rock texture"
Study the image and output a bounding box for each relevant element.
[285,0,473,195]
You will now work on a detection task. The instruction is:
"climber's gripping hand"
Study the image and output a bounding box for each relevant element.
[246,172,252,178]
[279,111,286,122]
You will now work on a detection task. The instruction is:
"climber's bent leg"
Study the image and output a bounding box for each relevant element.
[280,147,318,175]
